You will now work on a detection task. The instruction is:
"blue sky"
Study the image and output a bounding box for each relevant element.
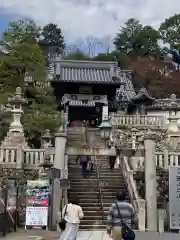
[0,11,18,38]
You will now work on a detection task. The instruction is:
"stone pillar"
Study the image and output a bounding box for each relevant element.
[144,130,159,231]
[51,129,67,228]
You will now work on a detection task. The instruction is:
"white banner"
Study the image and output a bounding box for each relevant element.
[102,105,108,121]
[169,166,180,229]
[25,206,48,226]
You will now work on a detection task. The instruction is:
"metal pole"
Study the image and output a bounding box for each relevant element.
[3,184,8,236]
[14,181,18,232]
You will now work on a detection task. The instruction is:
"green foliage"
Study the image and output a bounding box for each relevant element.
[92,52,117,61]
[114,18,161,58]
[114,18,142,55]
[0,19,60,147]
[39,23,65,54]
[3,18,41,44]
[159,14,180,48]
[65,50,90,60]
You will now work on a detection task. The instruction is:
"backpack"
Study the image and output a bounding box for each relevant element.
[79,156,89,164]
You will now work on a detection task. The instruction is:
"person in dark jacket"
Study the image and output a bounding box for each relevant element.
[107,192,137,240]
[76,156,90,178]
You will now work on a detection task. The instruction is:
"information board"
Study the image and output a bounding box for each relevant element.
[25,180,50,227]
[169,166,180,229]
[25,206,48,226]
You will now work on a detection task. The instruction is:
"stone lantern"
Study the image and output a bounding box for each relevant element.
[42,129,52,148]
[99,119,112,140]
[8,87,27,134]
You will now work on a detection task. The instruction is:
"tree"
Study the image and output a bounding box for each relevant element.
[133,26,161,57]
[127,56,180,98]
[3,18,41,44]
[65,50,90,60]
[84,36,99,57]
[114,19,161,57]
[39,23,65,57]
[0,20,60,147]
[92,52,117,61]
[114,18,142,56]
[159,14,180,48]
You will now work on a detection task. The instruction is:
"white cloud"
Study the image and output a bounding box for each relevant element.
[0,0,180,40]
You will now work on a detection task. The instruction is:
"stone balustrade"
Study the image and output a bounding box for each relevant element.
[131,151,180,171]
[123,156,145,231]
[155,151,180,169]
[0,148,55,169]
[0,147,17,167]
[111,115,166,128]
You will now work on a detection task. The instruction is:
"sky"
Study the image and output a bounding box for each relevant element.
[0,1,180,45]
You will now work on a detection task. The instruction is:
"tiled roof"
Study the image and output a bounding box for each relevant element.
[131,88,155,101]
[52,60,121,84]
[116,70,136,101]
[148,99,180,110]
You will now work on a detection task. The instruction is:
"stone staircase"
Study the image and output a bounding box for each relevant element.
[96,160,130,223]
[67,127,130,230]
[68,162,105,229]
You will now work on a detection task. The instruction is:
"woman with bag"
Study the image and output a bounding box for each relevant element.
[106,192,137,240]
[59,199,84,240]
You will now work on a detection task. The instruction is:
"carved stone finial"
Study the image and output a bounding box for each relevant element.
[8,87,27,107]
[42,129,51,140]
[144,129,161,142]
[169,93,178,109]
[170,93,176,102]
[42,129,52,148]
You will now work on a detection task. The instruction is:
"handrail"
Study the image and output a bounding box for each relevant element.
[94,155,104,224]
[122,156,146,231]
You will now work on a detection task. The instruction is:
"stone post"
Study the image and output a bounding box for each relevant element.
[144,129,160,231]
[158,209,165,233]
[51,127,67,228]
[137,199,146,231]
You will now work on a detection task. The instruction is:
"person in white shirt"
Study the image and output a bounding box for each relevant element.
[60,199,84,240]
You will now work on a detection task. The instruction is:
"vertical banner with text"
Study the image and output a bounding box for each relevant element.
[25,180,50,227]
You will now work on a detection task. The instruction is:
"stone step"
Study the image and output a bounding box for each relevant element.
[80,219,104,225]
[69,176,124,180]
[69,187,126,192]
[75,198,116,204]
[70,180,126,184]
[79,202,112,208]
[83,215,104,220]
[68,192,119,198]
[79,224,105,230]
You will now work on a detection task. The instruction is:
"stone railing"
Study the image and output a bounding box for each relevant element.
[0,147,17,167]
[111,115,166,128]
[155,151,180,169]
[23,149,55,168]
[130,151,180,171]
[0,147,55,169]
[122,156,145,231]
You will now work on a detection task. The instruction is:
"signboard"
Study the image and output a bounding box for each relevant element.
[60,179,70,190]
[102,105,108,121]
[25,180,50,227]
[26,180,50,206]
[169,166,180,229]
[25,207,48,226]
